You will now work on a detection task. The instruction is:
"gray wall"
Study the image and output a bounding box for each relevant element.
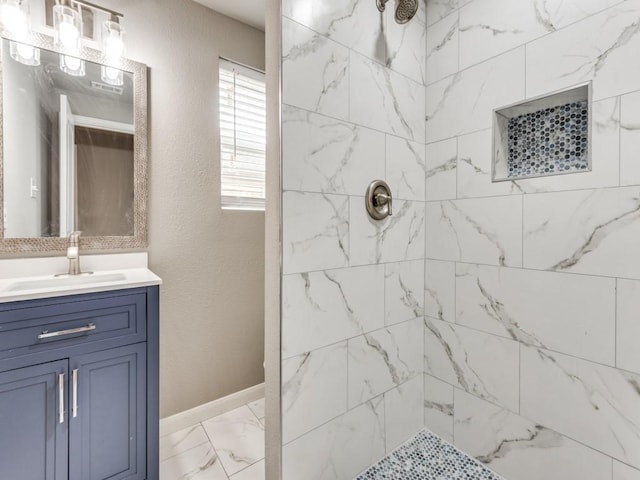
[101,0,266,417]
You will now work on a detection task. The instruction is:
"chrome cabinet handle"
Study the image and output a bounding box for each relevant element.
[38,323,96,340]
[72,369,78,418]
[58,373,65,424]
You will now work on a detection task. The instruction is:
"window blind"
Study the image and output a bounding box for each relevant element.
[219,58,266,210]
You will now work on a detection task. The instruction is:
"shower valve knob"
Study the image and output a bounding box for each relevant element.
[366,180,393,220]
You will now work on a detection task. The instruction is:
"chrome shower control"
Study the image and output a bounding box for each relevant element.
[366,180,393,221]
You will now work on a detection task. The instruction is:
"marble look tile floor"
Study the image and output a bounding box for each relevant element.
[160,398,265,480]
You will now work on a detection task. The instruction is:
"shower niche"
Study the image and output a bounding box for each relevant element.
[492,83,592,182]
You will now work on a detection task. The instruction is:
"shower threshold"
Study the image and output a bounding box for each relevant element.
[356,430,505,480]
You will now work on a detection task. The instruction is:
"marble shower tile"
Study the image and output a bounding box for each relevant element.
[386,135,426,202]
[520,345,640,469]
[426,47,525,143]
[523,186,640,278]
[159,443,228,480]
[350,51,425,143]
[384,375,424,452]
[231,460,265,480]
[350,197,425,266]
[282,265,384,358]
[385,260,425,326]
[282,0,386,64]
[621,90,640,186]
[455,263,616,365]
[526,0,640,101]
[426,10,459,85]
[424,318,519,412]
[202,406,264,476]
[425,196,523,267]
[424,259,455,323]
[426,0,472,27]
[454,389,613,480]
[282,191,349,274]
[386,6,427,84]
[425,137,457,201]
[617,279,640,374]
[282,17,349,120]
[282,106,385,196]
[348,318,423,408]
[614,461,640,480]
[160,424,211,462]
[282,398,385,480]
[424,374,454,442]
[282,342,348,443]
[247,399,265,421]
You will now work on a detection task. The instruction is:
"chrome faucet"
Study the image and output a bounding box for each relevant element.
[66,231,83,275]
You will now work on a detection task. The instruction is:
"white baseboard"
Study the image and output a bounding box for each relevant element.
[159,383,265,436]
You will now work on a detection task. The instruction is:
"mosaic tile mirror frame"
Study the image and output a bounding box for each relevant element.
[492,83,592,182]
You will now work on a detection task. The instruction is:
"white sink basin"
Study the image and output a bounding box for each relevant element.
[6,273,128,292]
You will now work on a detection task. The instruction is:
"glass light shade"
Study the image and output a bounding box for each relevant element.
[60,54,85,77]
[102,20,125,62]
[0,0,29,39]
[101,65,123,86]
[9,40,39,65]
[53,4,82,53]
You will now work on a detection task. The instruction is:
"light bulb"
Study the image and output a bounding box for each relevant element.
[9,40,40,66]
[53,4,82,53]
[102,20,125,63]
[101,65,123,86]
[1,0,29,40]
[60,54,85,77]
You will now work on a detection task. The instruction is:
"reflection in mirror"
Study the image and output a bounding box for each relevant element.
[2,37,134,238]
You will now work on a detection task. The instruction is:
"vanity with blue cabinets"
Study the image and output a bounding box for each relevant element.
[0,277,160,480]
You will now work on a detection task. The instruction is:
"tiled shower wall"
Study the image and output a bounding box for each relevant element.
[424,1,640,479]
[280,1,427,478]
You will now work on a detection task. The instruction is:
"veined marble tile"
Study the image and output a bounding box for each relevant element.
[523,186,640,278]
[425,196,523,267]
[159,442,228,480]
[426,47,525,143]
[385,260,425,326]
[617,279,640,374]
[282,106,385,196]
[282,191,349,274]
[458,98,620,198]
[160,424,211,463]
[350,51,426,143]
[282,342,348,444]
[455,263,616,365]
[350,197,425,266]
[282,17,349,120]
[348,318,423,408]
[424,259,455,323]
[282,0,386,64]
[426,0,472,27]
[424,318,519,412]
[621,90,640,186]
[614,461,640,480]
[386,135,426,202]
[526,1,640,101]
[426,10,459,85]
[520,345,640,469]
[230,459,264,480]
[424,374,454,442]
[386,6,427,84]
[202,406,265,476]
[385,375,424,452]
[454,389,613,480]
[425,137,457,201]
[247,399,265,421]
[282,397,385,480]
[282,265,384,358]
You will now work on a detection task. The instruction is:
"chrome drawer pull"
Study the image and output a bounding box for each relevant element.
[38,323,96,340]
[72,369,78,418]
[59,373,65,424]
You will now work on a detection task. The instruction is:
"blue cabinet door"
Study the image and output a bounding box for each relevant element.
[0,360,69,480]
[69,343,147,480]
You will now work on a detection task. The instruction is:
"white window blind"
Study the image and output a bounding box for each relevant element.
[219,58,266,210]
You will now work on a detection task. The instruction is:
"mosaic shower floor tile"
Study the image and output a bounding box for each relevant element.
[356,430,504,480]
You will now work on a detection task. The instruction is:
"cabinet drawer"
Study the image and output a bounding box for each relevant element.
[0,292,146,361]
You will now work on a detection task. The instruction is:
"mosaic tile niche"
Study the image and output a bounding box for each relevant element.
[493,84,591,181]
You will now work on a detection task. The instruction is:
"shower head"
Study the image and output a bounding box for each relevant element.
[376,0,419,24]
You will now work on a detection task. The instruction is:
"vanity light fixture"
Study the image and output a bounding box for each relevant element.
[53,0,82,53]
[100,17,125,85]
[1,0,41,65]
[60,53,85,76]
